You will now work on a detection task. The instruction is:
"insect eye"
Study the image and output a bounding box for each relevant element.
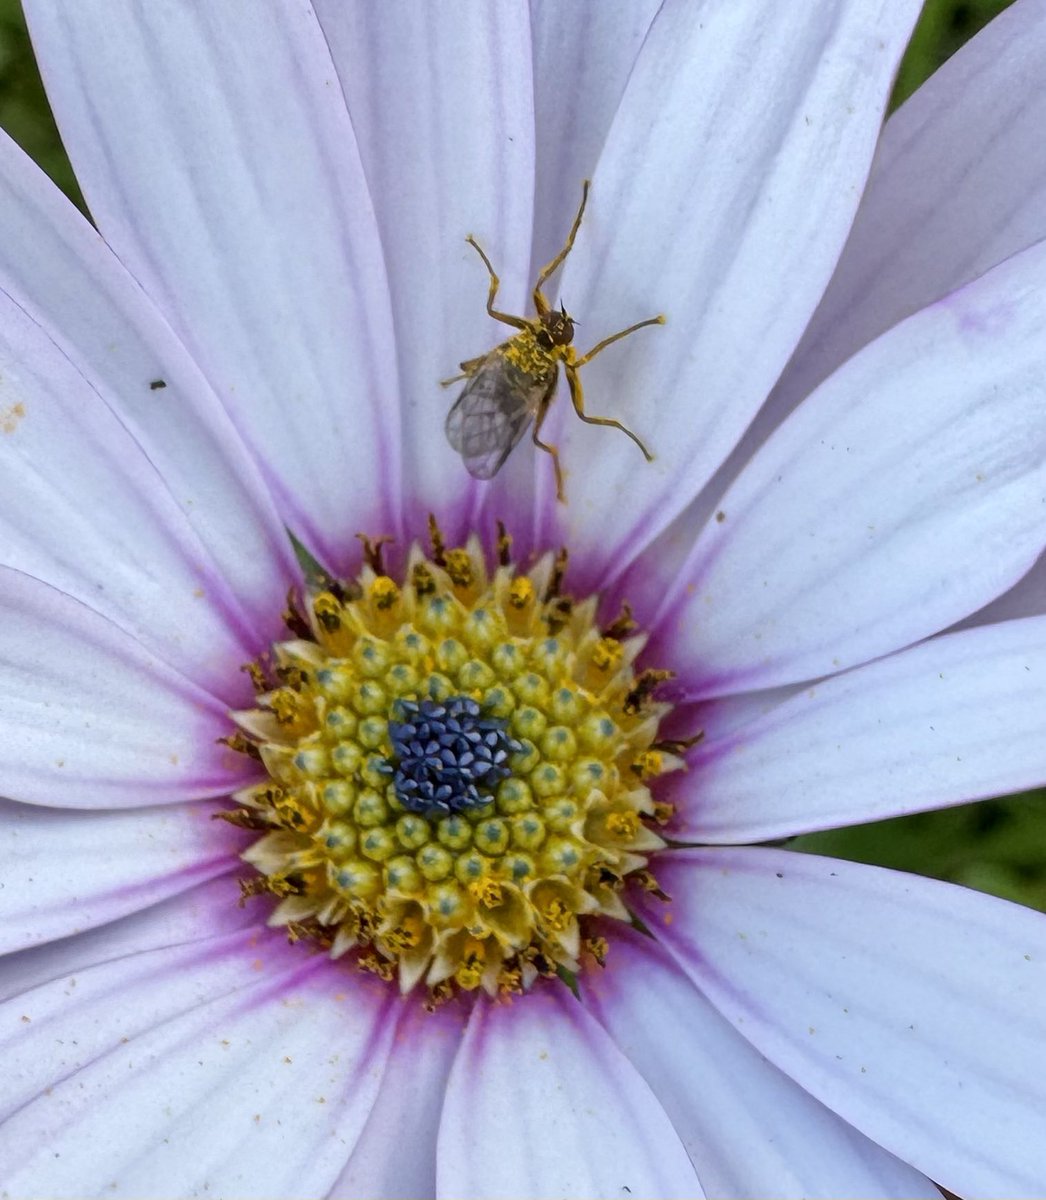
[551,316,574,346]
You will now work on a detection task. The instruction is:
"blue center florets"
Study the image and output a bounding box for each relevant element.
[386,696,522,817]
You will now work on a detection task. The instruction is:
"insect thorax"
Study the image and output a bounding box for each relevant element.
[503,325,564,382]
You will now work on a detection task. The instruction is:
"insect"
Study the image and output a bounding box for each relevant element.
[443,180,664,503]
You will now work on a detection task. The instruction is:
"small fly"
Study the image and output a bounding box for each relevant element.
[443,180,664,503]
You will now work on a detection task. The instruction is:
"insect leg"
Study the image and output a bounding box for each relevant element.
[565,364,653,462]
[532,180,590,317]
[466,236,528,330]
[574,315,666,367]
[532,395,566,503]
[440,354,486,388]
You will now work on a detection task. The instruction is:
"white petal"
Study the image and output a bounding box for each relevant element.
[0,798,244,953]
[0,569,257,807]
[331,1000,463,1199]
[651,847,1046,1199]
[528,0,660,273]
[954,548,1046,630]
[25,1,400,566]
[538,0,921,572]
[313,1,536,536]
[773,0,1046,436]
[0,875,254,1005]
[633,0,1046,613]
[588,929,938,1199]
[679,616,1046,842]
[0,251,271,695]
[0,129,295,678]
[486,0,660,541]
[437,991,703,1198]
[661,237,1046,697]
[0,933,395,1198]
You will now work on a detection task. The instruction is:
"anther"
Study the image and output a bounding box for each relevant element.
[212,807,269,831]
[508,577,534,608]
[624,669,675,714]
[545,596,573,634]
[496,520,513,566]
[217,731,261,760]
[241,659,269,694]
[356,532,394,574]
[601,601,637,641]
[370,577,400,609]
[544,547,569,601]
[652,731,706,755]
[444,548,474,588]
[591,638,624,672]
[427,514,447,566]
[282,587,312,639]
[584,936,609,966]
[630,750,663,780]
[412,562,437,595]
[313,591,343,632]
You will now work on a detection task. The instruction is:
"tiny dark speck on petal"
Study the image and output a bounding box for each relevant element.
[149,379,167,390]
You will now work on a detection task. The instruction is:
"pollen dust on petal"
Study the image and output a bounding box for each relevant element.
[1,402,25,434]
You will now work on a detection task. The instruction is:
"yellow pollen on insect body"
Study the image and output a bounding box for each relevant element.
[223,525,688,1002]
[502,326,561,377]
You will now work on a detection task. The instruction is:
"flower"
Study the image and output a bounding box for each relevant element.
[2,2,1046,1197]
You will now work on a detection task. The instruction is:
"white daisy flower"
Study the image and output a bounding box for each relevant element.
[1,2,1045,1197]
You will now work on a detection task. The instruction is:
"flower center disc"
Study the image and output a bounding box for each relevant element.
[225,527,680,1002]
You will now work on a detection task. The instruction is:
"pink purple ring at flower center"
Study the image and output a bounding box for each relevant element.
[221,521,689,1003]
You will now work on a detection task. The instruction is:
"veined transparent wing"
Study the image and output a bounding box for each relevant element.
[445,352,554,480]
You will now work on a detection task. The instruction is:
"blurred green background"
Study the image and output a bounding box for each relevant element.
[1,0,1042,910]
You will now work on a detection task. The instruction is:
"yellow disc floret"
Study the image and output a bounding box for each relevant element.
[222,527,683,1002]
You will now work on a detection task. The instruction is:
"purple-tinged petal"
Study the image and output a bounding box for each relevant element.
[0,925,302,1125]
[312,2,535,539]
[587,928,938,1199]
[437,990,703,1198]
[0,875,255,1004]
[649,847,1046,1199]
[771,0,1046,441]
[676,616,1046,842]
[0,934,395,1199]
[0,798,245,953]
[0,569,258,808]
[537,0,921,572]
[0,256,270,698]
[0,130,295,674]
[26,1,399,566]
[331,999,465,1199]
[660,237,1046,699]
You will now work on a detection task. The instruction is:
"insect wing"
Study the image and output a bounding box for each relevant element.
[445,352,545,480]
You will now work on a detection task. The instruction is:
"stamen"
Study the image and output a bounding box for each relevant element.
[281,587,312,639]
[356,532,394,574]
[496,520,513,566]
[225,523,690,1003]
